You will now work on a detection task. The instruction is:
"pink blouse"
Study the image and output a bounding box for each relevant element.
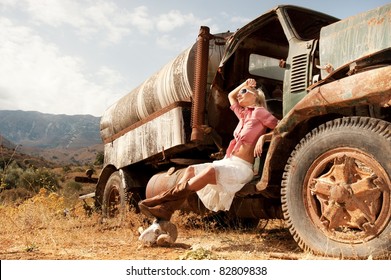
[225,102,278,158]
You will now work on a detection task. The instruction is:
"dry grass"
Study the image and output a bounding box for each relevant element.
[2,188,389,260]
[0,188,333,260]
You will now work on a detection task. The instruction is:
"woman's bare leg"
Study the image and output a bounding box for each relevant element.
[186,166,216,192]
[178,166,196,184]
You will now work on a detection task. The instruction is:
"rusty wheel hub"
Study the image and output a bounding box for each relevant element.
[306,148,390,243]
[108,188,120,217]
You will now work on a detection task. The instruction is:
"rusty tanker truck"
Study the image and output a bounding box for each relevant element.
[91,4,391,258]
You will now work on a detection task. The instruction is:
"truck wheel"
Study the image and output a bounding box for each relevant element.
[282,117,390,259]
[102,171,127,218]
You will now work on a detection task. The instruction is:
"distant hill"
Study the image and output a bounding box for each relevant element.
[0,134,16,149]
[0,110,103,166]
[0,110,101,149]
[0,135,55,169]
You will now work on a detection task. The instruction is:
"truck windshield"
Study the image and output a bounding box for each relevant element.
[249,54,285,81]
[284,7,339,40]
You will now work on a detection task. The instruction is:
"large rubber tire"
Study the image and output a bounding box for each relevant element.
[102,171,128,218]
[282,117,391,259]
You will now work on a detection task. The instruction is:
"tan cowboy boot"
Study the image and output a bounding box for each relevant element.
[138,181,192,221]
[140,180,190,207]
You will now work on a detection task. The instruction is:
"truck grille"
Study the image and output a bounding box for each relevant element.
[290,54,308,93]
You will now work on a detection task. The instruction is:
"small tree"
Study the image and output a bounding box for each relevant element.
[94,151,104,166]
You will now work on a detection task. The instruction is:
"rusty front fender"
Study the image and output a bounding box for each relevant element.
[256,65,391,191]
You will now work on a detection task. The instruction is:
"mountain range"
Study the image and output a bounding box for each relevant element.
[0,110,103,166]
[0,110,101,148]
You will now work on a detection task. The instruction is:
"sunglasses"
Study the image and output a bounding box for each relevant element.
[239,88,256,95]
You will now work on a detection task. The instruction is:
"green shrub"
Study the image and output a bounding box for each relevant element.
[1,161,23,189]
[94,151,104,166]
[19,167,60,193]
[1,161,60,194]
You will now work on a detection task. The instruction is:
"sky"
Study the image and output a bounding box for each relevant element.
[0,0,389,117]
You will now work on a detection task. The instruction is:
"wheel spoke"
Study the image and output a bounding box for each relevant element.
[349,177,382,224]
[310,178,331,198]
[321,201,349,229]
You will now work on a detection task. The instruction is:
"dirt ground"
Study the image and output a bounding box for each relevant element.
[0,171,325,261]
[1,189,390,261]
[0,218,315,260]
[0,192,332,260]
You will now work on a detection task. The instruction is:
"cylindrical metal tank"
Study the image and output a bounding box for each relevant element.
[100,45,195,142]
[100,30,230,143]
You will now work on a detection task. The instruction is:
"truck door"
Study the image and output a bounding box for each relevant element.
[276,6,338,115]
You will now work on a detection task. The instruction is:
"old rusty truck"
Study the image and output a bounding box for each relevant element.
[90,4,391,258]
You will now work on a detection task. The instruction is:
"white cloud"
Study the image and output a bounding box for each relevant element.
[0,18,122,116]
[25,0,87,27]
[2,0,134,45]
[96,66,124,87]
[155,34,181,50]
[83,1,133,44]
[156,10,210,32]
[153,10,212,52]
[129,6,154,34]
[1,1,210,45]
[0,1,234,117]
[0,0,20,9]
[0,1,213,117]
[230,15,252,25]
[157,10,191,32]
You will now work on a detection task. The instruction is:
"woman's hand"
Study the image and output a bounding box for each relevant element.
[254,132,273,157]
[246,78,257,88]
[228,78,257,106]
[254,135,265,157]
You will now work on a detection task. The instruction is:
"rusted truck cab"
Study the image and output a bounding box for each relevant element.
[94,4,391,258]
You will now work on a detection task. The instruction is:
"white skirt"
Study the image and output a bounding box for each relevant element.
[194,156,254,212]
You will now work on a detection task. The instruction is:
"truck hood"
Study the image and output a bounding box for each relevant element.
[319,3,391,79]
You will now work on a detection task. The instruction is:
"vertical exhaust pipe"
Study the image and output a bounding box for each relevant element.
[191,26,210,142]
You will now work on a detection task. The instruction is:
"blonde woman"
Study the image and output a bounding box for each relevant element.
[139,78,279,220]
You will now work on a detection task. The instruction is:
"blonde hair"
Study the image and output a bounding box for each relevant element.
[253,87,267,109]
